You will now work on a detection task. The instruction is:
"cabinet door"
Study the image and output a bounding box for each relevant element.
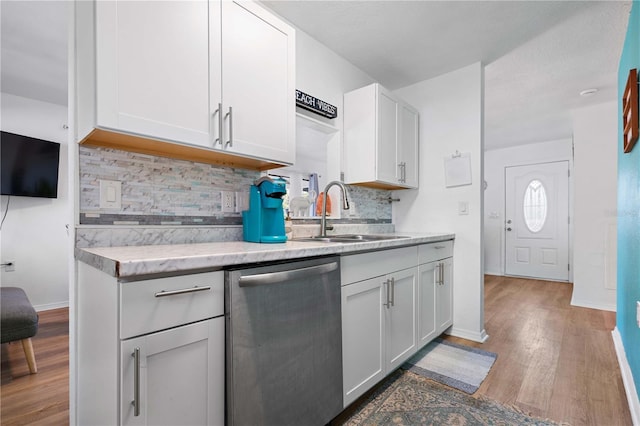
[376,88,399,184]
[96,1,212,147]
[221,1,295,164]
[398,102,419,188]
[417,261,438,347]
[437,258,454,332]
[342,277,385,407]
[385,267,418,371]
[120,318,224,426]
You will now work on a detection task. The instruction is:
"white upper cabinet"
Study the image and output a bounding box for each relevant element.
[343,83,419,189]
[96,1,211,146]
[398,103,419,188]
[219,1,295,164]
[77,0,295,169]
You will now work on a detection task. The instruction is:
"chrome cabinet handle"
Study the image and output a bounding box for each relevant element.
[439,263,445,285]
[390,276,395,307]
[214,103,223,146]
[225,106,233,148]
[383,278,391,309]
[154,286,211,298]
[238,262,338,287]
[436,263,443,286]
[132,347,140,417]
[398,162,406,183]
[434,245,446,249]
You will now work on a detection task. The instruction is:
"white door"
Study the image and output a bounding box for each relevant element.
[220,0,295,164]
[505,161,569,281]
[377,88,399,184]
[417,261,437,347]
[436,258,453,332]
[398,102,419,188]
[385,267,417,371]
[96,1,212,146]
[341,277,385,407]
[120,318,224,426]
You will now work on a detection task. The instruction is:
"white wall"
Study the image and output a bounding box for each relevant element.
[571,101,617,311]
[393,63,487,342]
[272,28,375,215]
[1,93,70,310]
[484,139,573,276]
[296,30,374,198]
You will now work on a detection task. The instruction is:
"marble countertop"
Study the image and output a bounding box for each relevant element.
[76,232,454,278]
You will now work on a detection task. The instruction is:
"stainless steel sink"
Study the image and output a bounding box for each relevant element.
[291,234,410,243]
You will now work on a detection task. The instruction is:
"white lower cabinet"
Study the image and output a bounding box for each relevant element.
[341,277,386,408]
[120,318,224,426]
[385,267,418,371]
[341,247,418,407]
[341,241,454,408]
[417,242,454,346]
[77,264,225,425]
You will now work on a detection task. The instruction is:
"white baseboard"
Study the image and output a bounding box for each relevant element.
[570,298,616,312]
[484,271,503,277]
[34,301,69,312]
[612,327,640,425]
[448,326,489,343]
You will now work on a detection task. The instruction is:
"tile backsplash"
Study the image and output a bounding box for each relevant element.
[79,146,392,225]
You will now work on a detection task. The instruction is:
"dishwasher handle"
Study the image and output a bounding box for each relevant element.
[238,262,338,287]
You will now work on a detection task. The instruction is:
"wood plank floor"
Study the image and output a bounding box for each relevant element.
[1,277,632,425]
[442,275,632,425]
[1,307,69,426]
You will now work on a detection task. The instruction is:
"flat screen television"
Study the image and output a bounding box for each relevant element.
[1,131,61,198]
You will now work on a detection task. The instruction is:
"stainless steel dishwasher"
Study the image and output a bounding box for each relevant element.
[225,256,343,426]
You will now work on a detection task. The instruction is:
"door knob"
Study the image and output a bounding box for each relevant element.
[506,219,512,224]
[506,227,512,231]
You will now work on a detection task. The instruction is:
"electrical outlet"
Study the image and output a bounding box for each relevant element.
[4,260,15,272]
[221,191,235,213]
[235,191,249,213]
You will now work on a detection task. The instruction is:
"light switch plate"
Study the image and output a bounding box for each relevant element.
[100,180,121,209]
[235,191,249,213]
[458,201,469,215]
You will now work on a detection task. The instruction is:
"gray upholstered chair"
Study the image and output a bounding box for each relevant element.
[1,287,39,373]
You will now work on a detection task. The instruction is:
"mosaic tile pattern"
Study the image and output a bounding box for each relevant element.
[79,146,258,218]
[79,146,393,225]
[343,185,393,220]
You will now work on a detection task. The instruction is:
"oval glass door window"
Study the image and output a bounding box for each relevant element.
[523,179,547,232]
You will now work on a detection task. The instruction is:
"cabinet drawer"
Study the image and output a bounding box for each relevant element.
[418,240,454,264]
[120,271,223,339]
[341,246,417,285]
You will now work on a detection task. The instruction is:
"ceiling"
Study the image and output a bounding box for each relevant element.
[265,0,631,150]
[0,1,632,150]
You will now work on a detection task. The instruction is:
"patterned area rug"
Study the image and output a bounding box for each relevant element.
[343,370,558,426]
[402,338,497,394]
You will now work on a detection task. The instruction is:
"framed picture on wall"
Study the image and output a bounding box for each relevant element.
[622,68,638,153]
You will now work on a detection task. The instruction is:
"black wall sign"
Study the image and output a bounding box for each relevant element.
[295,90,337,119]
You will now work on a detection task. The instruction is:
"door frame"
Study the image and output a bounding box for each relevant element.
[502,160,573,282]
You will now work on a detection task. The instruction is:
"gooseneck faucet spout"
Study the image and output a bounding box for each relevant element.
[320,181,350,237]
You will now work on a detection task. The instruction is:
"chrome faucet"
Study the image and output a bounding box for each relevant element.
[320,181,350,237]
